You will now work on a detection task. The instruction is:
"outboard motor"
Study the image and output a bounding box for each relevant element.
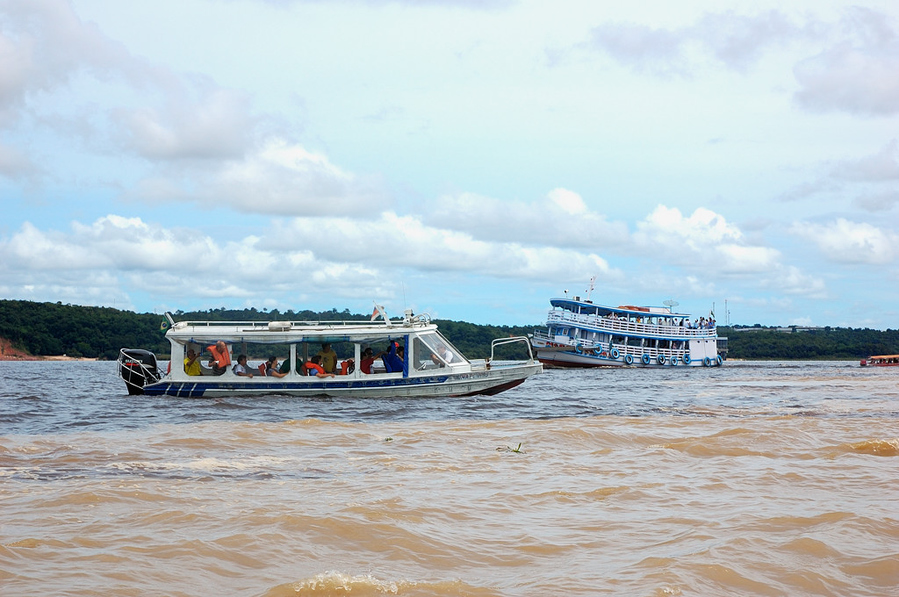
[118,348,160,395]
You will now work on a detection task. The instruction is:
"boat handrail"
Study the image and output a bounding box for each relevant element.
[172,317,428,330]
[546,310,715,338]
[490,336,535,363]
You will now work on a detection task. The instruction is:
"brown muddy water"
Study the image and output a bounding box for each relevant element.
[1,360,897,596]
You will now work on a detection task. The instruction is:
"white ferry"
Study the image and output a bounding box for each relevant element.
[531,290,722,368]
[117,308,542,398]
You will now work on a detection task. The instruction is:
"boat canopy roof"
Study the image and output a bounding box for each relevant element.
[868,354,899,359]
[165,317,437,346]
[549,298,691,318]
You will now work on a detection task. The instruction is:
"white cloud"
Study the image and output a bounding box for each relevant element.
[0,0,137,120]
[634,205,782,274]
[585,7,899,117]
[587,9,805,76]
[0,0,262,179]
[0,214,393,305]
[124,137,388,215]
[1,216,222,272]
[212,138,387,215]
[854,189,899,212]
[793,7,899,116]
[779,140,899,208]
[791,218,898,264]
[0,141,39,179]
[588,22,687,76]
[113,83,255,161]
[267,211,617,281]
[832,140,899,181]
[765,265,828,298]
[423,188,629,248]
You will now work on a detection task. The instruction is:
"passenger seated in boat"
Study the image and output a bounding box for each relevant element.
[265,356,287,378]
[304,355,336,378]
[317,343,338,373]
[184,348,202,376]
[232,354,254,378]
[382,341,404,373]
[207,340,231,375]
[339,358,355,375]
[279,356,303,376]
[360,347,376,374]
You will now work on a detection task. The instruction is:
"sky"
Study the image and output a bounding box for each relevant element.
[1,0,898,328]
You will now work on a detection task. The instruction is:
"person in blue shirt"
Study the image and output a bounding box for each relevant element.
[382,340,404,373]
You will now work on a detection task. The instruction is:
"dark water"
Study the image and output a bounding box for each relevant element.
[2,360,898,596]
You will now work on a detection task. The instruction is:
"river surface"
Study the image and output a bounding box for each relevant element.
[1,360,897,596]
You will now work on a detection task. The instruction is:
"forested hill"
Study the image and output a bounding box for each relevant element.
[0,300,536,360]
[1,299,897,361]
[717,326,899,360]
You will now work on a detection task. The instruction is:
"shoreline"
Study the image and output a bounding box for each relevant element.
[0,355,100,362]
[0,337,98,361]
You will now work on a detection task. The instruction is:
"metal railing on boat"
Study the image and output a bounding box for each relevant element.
[546,311,716,339]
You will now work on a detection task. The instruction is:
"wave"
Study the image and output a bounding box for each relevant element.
[261,571,502,597]
[834,438,899,457]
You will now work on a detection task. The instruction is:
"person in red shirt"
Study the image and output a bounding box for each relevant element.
[360,347,376,374]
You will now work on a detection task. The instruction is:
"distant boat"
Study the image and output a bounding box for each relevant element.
[531,292,722,368]
[118,309,542,397]
[859,355,899,367]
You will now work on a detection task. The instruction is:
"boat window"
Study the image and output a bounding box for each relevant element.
[412,332,464,369]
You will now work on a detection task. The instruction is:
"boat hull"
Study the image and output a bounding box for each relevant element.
[140,363,542,398]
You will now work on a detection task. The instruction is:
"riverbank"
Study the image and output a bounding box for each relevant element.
[0,337,97,361]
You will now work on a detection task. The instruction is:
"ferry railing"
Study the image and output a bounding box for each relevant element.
[533,330,694,362]
[546,311,716,338]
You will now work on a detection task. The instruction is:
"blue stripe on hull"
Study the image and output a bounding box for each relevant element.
[142,375,453,398]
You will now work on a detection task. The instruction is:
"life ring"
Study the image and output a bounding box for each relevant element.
[683,354,691,365]
[670,356,678,366]
[703,356,711,367]
[575,344,583,354]
[657,354,666,365]
[716,355,723,366]
[610,347,620,359]
[624,354,634,365]
[641,353,651,365]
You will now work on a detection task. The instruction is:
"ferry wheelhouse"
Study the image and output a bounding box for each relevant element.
[118,309,541,398]
[532,295,722,368]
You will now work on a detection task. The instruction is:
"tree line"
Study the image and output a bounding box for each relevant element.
[0,300,535,360]
[1,299,897,361]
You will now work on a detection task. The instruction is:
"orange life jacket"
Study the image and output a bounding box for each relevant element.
[304,362,325,375]
[208,344,231,368]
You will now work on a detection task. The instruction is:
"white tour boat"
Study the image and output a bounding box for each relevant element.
[118,308,542,398]
[531,289,722,368]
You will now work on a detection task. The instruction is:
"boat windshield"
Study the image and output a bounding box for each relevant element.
[412,332,465,369]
